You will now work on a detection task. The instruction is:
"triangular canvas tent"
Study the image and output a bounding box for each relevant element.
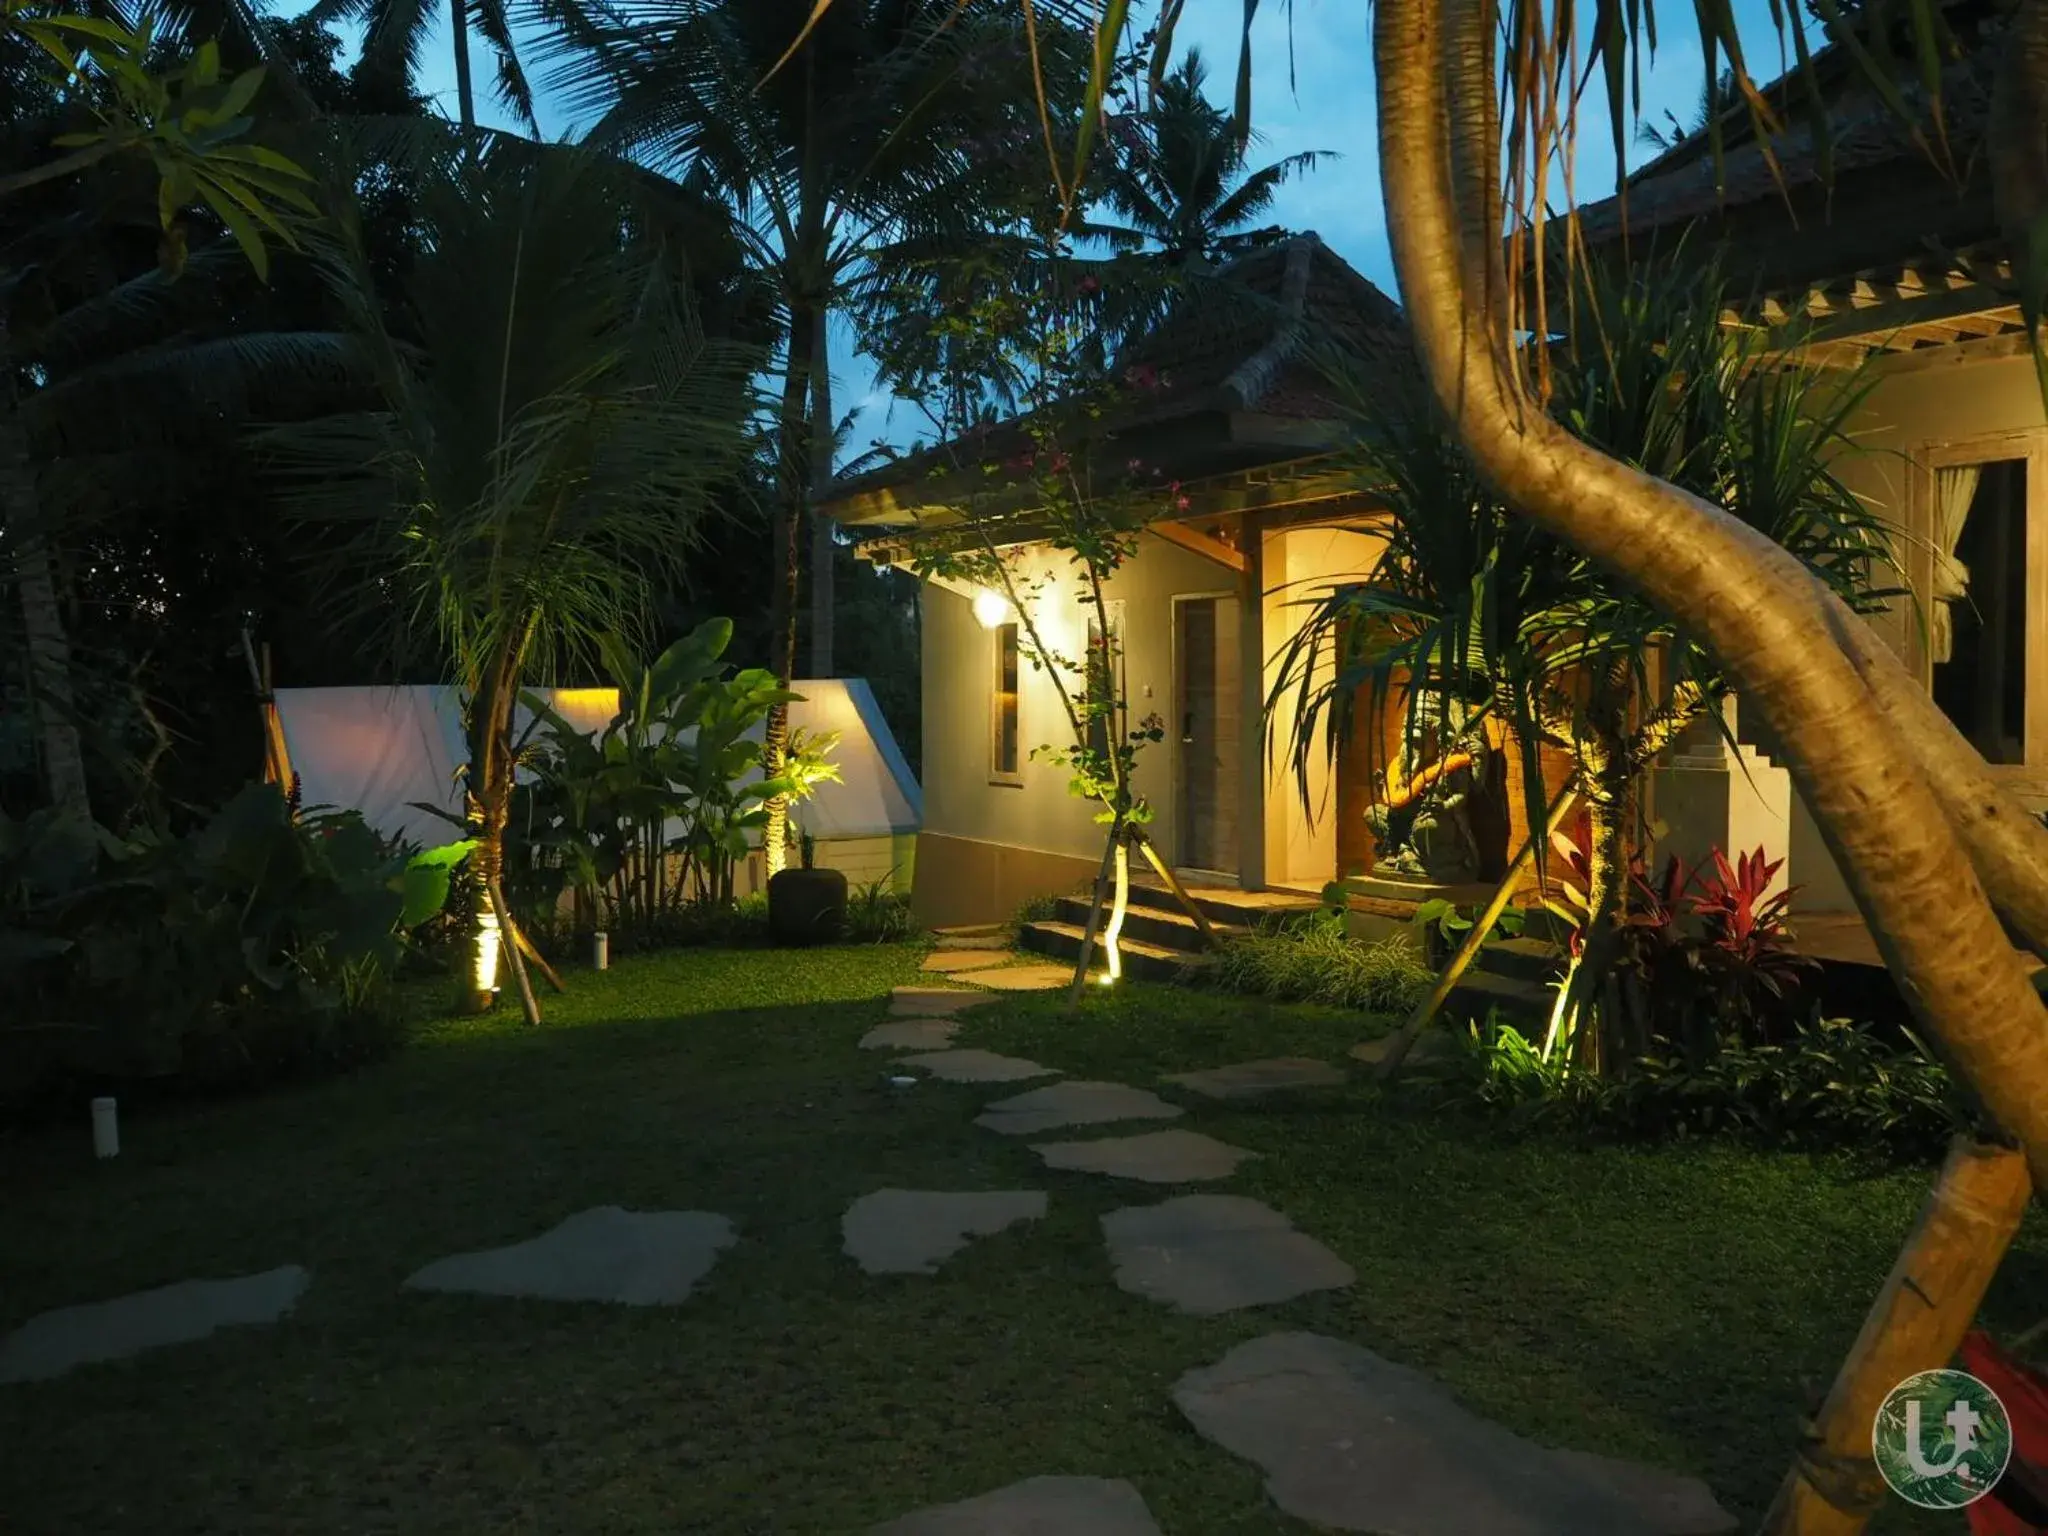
[270,679,921,890]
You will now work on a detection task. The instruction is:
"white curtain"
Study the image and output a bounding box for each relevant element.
[1931,463,1981,665]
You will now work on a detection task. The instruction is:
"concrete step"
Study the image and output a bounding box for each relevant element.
[1019,920,1212,984]
[1442,969,1555,1027]
[1052,896,1248,956]
[1125,881,1321,931]
[1478,936,1568,984]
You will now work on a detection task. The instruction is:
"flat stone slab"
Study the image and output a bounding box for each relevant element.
[1101,1195,1354,1315]
[1035,1129,1257,1183]
[1349,1031,1456,1068]
[861,1019,960,1051]
[976,1081,1185,1137]
[955,963,1077,991]
[0,1264,309,1384]
[1173,1332,1737,1535]
[405,1206,734,1306]
[842,1189,1048,1275]
[922,948,1014,972]
[890,987,995,1017]
[1164,1056,1347,1099]
[870,1475,1163,1534]
[902,1049,1059,1084]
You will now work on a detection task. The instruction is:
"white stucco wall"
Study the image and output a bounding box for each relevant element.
[1782,347,2048,911]
[1263,525,1389,888]
[919,533,1243,868]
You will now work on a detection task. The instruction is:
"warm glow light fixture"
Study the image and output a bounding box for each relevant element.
[972,588,1012,629]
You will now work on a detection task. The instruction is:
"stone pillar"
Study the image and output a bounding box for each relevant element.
[1237,512,1267,892]
[1648,694,1793,901]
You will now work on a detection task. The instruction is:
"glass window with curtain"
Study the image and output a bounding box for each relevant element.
[1932,458,2028,764]
[991,622,1021,781]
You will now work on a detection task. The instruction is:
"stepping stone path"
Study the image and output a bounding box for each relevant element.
[1035,1129,1256,1184]
[890,987,994,1017]
[871,1475,1163,1535]
[1349,1031,1456,1068]
[1164,1056,1347,1099]
[922,948,1015,973]
[1101,1196,1355,1315]
[976,1081,1184,1137]
[1172,1332,1736,1535]
[0,1264,309,1384]
[902,1049,1059,1084]
[405,1206,734,1306]
[953,963,1073,991]
[842,1189,1048,1275]
[862,1019,960,1051]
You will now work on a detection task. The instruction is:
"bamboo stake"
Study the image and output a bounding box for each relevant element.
[1067,822,1122,1006]
[1377,783,1579,1082]
[1759,1136,2032,1535]
[509,917,566,994]
[1131,829,1221,947]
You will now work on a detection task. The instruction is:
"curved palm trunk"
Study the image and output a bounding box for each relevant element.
[1376,0,2048,1196]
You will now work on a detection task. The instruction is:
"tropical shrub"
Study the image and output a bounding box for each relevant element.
[509,618,840,945]
[1542,836,1819,1061]
[1436,1012,1970,1158]
[0,783,465,1113]
[844,875,916,944]
[1204,910,1431,1013]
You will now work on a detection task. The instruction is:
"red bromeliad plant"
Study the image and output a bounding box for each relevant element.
[1687,848,1820,1044]
[1541,831,1817,1067]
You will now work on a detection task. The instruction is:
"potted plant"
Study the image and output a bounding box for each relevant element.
[768,814,846,945]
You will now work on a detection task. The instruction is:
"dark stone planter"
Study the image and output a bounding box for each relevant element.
[768,867,848,946]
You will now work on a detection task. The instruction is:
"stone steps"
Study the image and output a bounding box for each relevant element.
[1018,921,1208,983]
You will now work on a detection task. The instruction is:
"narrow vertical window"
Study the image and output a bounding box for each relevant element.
[1933,458,2028,763]
[991,621,1021,781]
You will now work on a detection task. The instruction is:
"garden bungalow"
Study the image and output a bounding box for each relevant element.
[1572,9,2038,950]
[817,234,1577,933]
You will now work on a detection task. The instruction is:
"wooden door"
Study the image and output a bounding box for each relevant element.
[1176,596,1240,873]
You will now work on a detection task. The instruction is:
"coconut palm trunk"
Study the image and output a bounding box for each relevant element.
[764,294,822,878]
[2,373,89,821]
[809,311,835,678]
[1376,0,2048,1174]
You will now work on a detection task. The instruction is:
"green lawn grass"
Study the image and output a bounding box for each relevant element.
[1,944,2036,1533]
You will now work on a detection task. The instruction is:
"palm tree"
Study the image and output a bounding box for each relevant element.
[308,0,536,131]
[1093,47,1330,266]
[536,0,1072,871]
[265,137,762,1021]
[1635,67,1737,153]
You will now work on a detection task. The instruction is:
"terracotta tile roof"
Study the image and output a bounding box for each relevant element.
[1573,29,1998,249]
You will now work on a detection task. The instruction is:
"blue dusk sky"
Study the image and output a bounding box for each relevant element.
[344,0,1807,453]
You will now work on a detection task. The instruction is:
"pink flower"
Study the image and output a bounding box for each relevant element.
[1123,362,1159,391]
[1049,451,1070,472]
[1078,274,1100,295]
[1174,494,1191,512]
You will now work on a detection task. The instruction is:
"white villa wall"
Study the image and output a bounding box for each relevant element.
[1770,348,2048,911]
[1263,525,1389,889]
[919,534,1237,875]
